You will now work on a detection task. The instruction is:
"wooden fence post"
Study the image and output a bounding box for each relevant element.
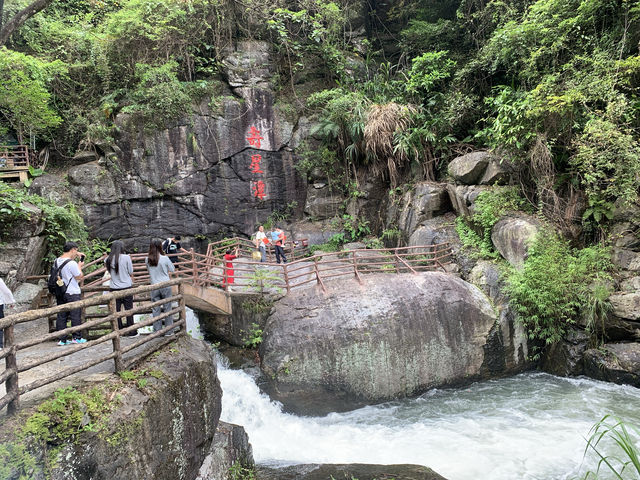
[190,248,197,286]
[5,323,19,414]
[283,263,290,294]
[109,297,123,373]
[352,252,362,283]
[178,282,186,335]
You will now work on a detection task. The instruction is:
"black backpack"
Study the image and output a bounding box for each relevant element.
[47,259,72,299]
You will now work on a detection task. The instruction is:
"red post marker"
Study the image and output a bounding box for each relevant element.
[246,126,264,149]
[249,154,264,173]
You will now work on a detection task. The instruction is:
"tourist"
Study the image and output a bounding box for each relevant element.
[55,241,87,345]
[0,277,15,349]
[273,227,287,264]
[254,225,268,262]
[223,247,240,287]
[146,239,176,334]
[162,235,187,266]
[105,240,137,337]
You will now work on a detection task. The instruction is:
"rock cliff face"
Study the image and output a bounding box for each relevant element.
[259,272,529,415]
[54,40,308,248]
[2,337,233,480]
[51,337,222,480]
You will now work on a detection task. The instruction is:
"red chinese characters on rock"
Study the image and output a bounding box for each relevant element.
[251,180,266,200]
[246,126,267,200]
[249,154,264,173]
[246,126,264,149]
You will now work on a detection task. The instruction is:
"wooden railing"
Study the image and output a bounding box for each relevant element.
[205,236,310,263]
[0,145,30,182]
[0,279,186,415]
[81,242,453,293]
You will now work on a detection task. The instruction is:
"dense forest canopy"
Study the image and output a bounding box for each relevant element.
[0,0,638,236]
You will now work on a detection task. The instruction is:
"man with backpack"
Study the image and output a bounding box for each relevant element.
[162,235,186,266]
[50,241,86,345]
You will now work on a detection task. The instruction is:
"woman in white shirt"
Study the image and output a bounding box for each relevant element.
[0,277,15,349]
[105,240,137,337]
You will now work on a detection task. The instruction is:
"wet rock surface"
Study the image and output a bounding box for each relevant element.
[542,329,590,376]
[584,342,640,386]
[196,421,254,480]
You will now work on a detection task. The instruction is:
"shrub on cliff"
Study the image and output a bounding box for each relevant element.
[0,182,87,260]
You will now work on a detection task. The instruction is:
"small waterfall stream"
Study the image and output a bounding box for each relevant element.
[217,357,640,480]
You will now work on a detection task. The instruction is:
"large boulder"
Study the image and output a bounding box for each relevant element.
[447,151,491,184]
[609,292,640,321]
[386,182,452,235]
[259,272,529,415]
[0,203,48,284]
[491,215,541,269]
[408,213,473,277]
[584,343,640,387]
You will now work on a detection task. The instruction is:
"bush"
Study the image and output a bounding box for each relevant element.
[571,118,640,226]
[455,187,530,258]
[0,183,87,262]
[504,231,612,350]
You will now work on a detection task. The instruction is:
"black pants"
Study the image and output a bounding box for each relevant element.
[0,304,4,348]
[56,293,82,341]
[111,288,136,335]
[275,245,287,264]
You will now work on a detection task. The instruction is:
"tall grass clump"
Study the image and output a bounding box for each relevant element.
[504,232,612,352]
[582,415,640,479]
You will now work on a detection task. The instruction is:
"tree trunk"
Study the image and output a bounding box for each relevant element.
[0,0,5,32]
[0,0,55,46]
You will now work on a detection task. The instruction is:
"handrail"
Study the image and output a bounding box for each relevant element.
[0,145,30,170]
[28,241,454,296]
[0,279,187,415]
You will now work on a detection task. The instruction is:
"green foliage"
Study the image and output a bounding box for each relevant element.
[341,214,371,242]
[246,267,282,295]
[476,87,537,152]
[0,48,66,143]
[243,322,263,349]
[504,232,613,350]
[21,386,116,446]
[120,61,195,130]
[229,461,257,480]
[571,118,640,226]
[455,187,530,257]
[582,415,640,479]
[0,183,87,261]
[406,51,456,96]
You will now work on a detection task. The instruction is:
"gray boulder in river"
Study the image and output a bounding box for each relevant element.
[259,272,529,415]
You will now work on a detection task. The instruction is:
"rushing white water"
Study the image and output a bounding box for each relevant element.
[217,358,640,480]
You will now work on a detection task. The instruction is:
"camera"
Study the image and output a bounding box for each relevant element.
[80,254,85,262]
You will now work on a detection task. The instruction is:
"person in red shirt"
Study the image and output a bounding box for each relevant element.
[223,247,239,286]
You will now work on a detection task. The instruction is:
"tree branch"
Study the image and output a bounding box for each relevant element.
[0,0,55,46]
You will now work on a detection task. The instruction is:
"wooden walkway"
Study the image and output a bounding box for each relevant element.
[1,238,454,415]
